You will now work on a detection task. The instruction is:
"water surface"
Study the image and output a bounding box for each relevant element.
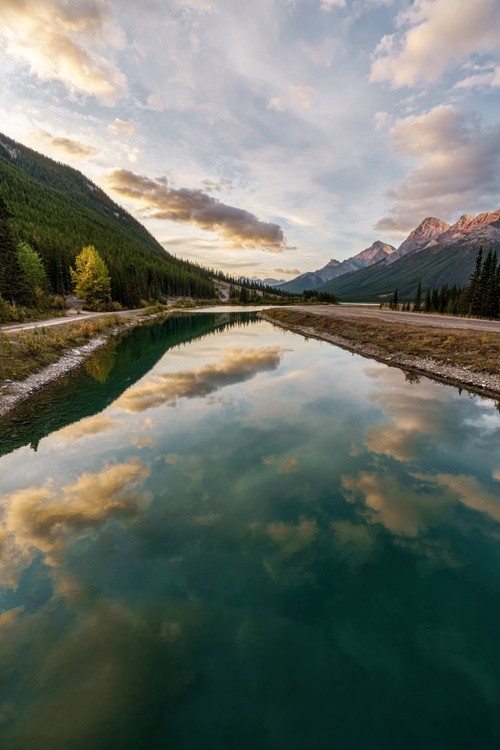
[0,313,499,749]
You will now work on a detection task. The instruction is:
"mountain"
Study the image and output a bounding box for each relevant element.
[318,210,500,300]
[383,217,450,265]
[279,241,396,293]
[0,133,215,305]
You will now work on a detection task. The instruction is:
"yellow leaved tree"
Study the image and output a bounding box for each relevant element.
[70,245,111,306]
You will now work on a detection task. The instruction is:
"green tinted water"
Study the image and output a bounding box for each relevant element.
[0,313,499,749]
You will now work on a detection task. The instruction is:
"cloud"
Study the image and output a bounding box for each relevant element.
[273,267,301,276]
[1,0,127,105]
[454,66,500,90]
[370,0,500,89]
[107,169,288,251]
[320,0,346,10]
[107,118,136,136]
[364,384,455,462]
[0,459,150,586]
[56,414,120,441]
[266,517,318,557]
[374,111,389,130]
[38,129,99,158]
[267,97,285,112]
[288,84,315,109]
[375,105,500,232]
[116,347,283,413]
[434,474,500,522]
[342,471,450,536]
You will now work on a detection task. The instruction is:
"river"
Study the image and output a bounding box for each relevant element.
[0,312,499,749]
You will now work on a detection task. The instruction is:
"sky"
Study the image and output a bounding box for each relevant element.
[1,0,499,280]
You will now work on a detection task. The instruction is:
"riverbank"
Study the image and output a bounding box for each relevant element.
[260,308,500,399]
[0,311,169,418]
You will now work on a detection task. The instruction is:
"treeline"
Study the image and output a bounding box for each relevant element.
[0,136,216,306]
[388,247,499,319]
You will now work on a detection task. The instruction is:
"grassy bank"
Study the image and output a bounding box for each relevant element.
[264,308,500,376]
[0,315,131,382]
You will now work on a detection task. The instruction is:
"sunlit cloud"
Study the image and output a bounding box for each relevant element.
[106,170,288,251]
[370,0,500,89]
[56,414,120,441]
[38,129,99,159]
[266,517,318,557]
[116,347,283,413]
[2,0,127,105]
[342,472,450,536]
[375,105,500,232]
[434,473,500,522]
[107,118,136,136]
[0,459,150,587]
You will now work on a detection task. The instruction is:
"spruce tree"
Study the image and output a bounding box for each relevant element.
[413,281,422,312]
[466,246,483,316]
[0,194,26,305]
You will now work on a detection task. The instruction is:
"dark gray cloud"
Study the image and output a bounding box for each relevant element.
[107,169,287,251]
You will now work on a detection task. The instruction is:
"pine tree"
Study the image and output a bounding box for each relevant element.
[390,288,398,310]
[0,194,26,304]
[413,281,422,312]
[466,246,483,316]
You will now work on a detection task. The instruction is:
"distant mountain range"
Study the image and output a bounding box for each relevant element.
[278,210,500,300]
[278,241,396,293]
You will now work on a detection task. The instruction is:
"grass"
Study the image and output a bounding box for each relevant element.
[0,315,129,382]
[265,308,500,375]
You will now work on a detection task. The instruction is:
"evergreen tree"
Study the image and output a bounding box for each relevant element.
[0,194,26,304]
[466,246,483,316]
[70,245,111,305]
[424,289,431,313]
[390,288,398,310]
[413,281,422,312]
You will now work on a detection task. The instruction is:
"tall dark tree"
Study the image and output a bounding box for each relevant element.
[0,194,26,304]
[413,281,422,312]
[465,246,483,316]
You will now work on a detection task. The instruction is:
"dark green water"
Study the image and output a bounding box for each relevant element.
[0,313,499,749]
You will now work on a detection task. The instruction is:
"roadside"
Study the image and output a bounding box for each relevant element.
[0,307,146,333]
[260,308,500,400]
[284,304,500,333]
[0,310,168,418]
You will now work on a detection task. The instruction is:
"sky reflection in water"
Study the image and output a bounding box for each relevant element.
[0,314,499,750]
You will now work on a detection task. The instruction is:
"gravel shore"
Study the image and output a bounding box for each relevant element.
[259,312,500,400]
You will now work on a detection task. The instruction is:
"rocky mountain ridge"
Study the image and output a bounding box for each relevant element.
[279,241,396,293]
[280,209,500,296]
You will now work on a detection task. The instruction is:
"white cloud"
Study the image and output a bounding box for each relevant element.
[107,118,136,136]
[454,66,500,90]
[374,111,389,130]
[320,0,346,10]
[1,0,127,105]
[370,0,500,88]
[375,105,500,232]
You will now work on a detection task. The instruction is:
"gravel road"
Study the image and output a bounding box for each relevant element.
[287,305,500,333]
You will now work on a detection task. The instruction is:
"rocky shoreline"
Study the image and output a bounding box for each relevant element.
[259,312,500,401]
[0,315,164,419]
[0,336,111,419]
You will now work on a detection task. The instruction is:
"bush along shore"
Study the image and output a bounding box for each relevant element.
[0,312,169,417]
[260,308,500,400]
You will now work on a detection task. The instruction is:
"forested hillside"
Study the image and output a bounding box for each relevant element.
[0,134,215,305]
[319,234,500,301]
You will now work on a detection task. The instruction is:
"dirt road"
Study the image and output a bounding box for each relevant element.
[288,305,500,333]
[1,308,144,333]
[2,304,499,335]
